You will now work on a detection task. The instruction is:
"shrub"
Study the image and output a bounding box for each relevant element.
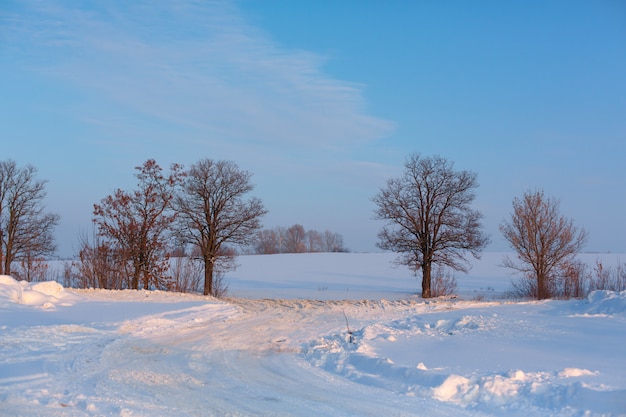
[508,259,626,300]
[590,260,626,292]
[431,266,458,297]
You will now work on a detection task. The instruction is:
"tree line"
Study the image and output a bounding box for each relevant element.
[253,224,348,254]
[1,155,622,300]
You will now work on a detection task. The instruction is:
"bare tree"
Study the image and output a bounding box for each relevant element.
[306,229,323,252]
[373,154,489,298]
[175,159,266,296]
[0,160,59,277]
[283,224,307,253]
[321,230,348,253]
[93,159,182,290]
[500,190,588,299]
[274,226,287,253]
[255,229,281,254]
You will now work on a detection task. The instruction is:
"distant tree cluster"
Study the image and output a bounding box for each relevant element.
[253,224,348,254]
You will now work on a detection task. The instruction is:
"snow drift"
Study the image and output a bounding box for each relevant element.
[0,274,80,308]
[304,292,626,415]
[1,253,625,417]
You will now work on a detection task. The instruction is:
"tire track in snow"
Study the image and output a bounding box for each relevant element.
[75,298,485,416]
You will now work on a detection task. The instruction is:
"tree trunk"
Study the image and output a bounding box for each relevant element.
[143,270,150,290]
[422,261,432,298]
[3,241,12,276]
[537,272,548,300]
[0,232,4,275]
[204,258,213,296]
[131,264,140,290]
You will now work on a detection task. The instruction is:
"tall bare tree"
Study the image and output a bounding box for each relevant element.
[93,159,182,290]
[306,229,323,253]
[373,154,489,298]
[321,230,348,253]
[0,160,59,277]
[175,159,266,296]
[254,229,281,254]
[284,224,307,253]
[500,190,588,299]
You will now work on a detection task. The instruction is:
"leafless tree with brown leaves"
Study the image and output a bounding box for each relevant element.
[174,159,266,297]
[0,160,59,277]
[373,154,489,298]
[500,190,588,299]
[93,159,183,290]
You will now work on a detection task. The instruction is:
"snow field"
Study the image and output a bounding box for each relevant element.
[305,299,626,415]
[1,253,626,416]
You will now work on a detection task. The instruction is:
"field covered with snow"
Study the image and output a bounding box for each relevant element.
[1,252,625,416]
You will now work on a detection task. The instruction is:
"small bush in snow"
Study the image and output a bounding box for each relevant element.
[590,260,626,293]
[169,257,204,293]
[508,259,626,300]
[431,266,458,298]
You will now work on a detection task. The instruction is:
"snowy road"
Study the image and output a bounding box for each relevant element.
[1,273,626,416]
[1,295,483,416]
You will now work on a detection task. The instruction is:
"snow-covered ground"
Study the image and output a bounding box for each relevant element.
[1,252,625,416]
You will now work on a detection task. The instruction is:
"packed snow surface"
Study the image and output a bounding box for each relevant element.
[1,253,625,416]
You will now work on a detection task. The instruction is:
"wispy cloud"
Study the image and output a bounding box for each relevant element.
[2,0,396,253]
[4,0,394,154]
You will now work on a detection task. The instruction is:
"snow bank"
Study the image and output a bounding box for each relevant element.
[0,275,22,303]
[1,253,625,417]
[307,339,626,415]
[304,295,626,416]
[582,290,626,315]
[0,275,79,309]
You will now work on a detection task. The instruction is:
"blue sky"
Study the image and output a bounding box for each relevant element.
[2,0,625,257]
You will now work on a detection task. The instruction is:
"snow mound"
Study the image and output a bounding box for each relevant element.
[0,275,80,308]
[581,290,626,315]
[304,307,626,416]
[0,275,23,303]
